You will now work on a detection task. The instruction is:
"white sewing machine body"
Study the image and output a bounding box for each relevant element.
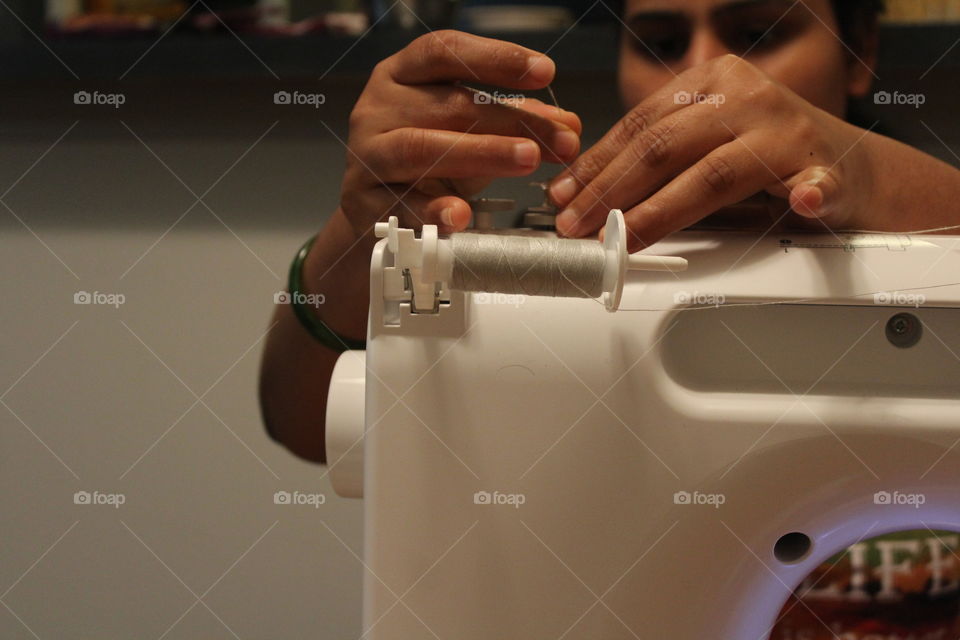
[327,227,960,638]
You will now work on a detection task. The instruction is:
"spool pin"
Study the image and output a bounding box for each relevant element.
[374,209,688,312]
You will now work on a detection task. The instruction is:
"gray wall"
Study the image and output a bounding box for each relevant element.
[0,75,620,639]
[0,81,368,640]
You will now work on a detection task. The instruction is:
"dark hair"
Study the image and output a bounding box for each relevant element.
[832,0,885,54]
[612,0,885,55]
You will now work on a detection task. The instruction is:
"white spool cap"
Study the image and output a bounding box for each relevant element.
[602,209,688,311]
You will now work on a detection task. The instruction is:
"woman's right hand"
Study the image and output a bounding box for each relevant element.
[340,30,583,236]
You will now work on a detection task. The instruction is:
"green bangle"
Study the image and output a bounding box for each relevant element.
[287,233,366,352]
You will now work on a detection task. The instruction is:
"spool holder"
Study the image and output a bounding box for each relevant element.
[373,210,688,313]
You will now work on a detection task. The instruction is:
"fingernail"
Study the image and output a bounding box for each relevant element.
[792,183,825,218]
[553,130,579,159]
[556,208,580,236]
[526,55,555,83]
[441,206,455,227]
[513,141,539,168]
[550,175,578,207]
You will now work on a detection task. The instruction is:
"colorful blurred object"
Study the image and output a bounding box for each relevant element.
[46,0,192,34]
[883,0,960,22]
[45,0,368,36]
[772,529,960,639]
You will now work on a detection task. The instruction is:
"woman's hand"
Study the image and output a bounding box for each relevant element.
[341,30,582,237]
[548,54,876,252]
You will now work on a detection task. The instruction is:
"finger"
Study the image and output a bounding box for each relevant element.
[495,95,583,161]
[415,176,493,199]
[409,193,473,232]
[509,97,582,135]
[615,137,787,252]
[555,103,734,238]
[443,177,493,198]
[782,166,841,220]
[547,83,695,208]
[388,30,555,89]
[360,128,541,183]
[390,86,580,163]
[347,184,473,234]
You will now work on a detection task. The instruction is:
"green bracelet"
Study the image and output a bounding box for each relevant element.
[287,233,366,352]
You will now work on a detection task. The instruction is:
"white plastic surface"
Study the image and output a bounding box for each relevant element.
[325,350,366,498]
[355,227,960,638]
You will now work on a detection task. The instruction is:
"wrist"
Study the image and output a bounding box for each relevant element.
[300,208,375,343]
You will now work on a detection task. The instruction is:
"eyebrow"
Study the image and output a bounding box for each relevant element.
[712,0,797,18]
[626,0,796,21]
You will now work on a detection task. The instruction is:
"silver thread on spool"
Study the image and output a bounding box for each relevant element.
[449,233,607,299]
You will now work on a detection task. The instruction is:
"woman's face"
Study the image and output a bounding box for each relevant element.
[618,0,872,116]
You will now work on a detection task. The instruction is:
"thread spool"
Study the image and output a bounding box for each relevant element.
[375,210,688,312]
[448,233,606,299]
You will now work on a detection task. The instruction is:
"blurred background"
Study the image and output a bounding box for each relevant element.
[0,0,958,638]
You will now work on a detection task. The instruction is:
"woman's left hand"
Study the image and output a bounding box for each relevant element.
[548,54,877,251]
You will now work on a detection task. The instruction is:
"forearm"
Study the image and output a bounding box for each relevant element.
[258,207,375,463]
[858,130,960,232]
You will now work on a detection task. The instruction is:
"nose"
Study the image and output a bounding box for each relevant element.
[680,28,732,69]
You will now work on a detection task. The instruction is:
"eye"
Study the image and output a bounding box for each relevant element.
[625,17,691,63]
[730,24,781,52]
[638,32,690,61]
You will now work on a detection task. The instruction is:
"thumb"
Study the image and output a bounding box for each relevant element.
[781,165,842,220]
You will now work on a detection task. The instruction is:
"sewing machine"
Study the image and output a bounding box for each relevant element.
[324,199,960,638]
